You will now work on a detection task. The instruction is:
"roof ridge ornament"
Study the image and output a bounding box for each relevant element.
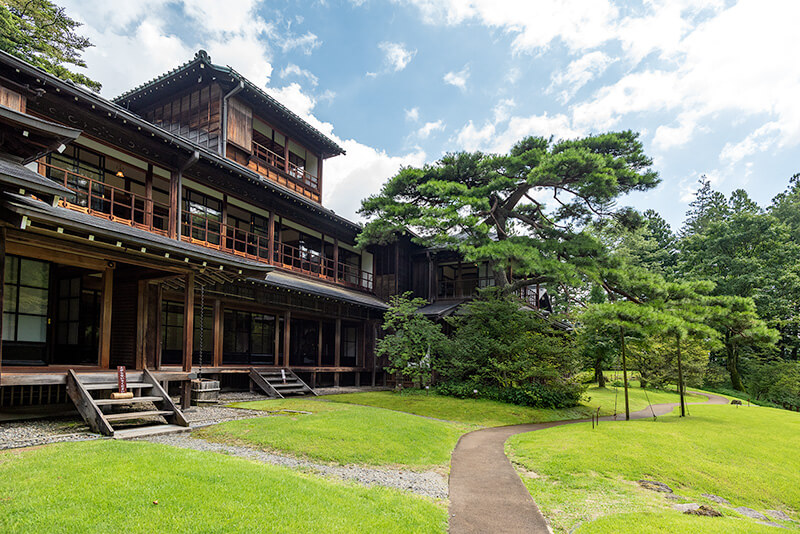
[195,49,211,62]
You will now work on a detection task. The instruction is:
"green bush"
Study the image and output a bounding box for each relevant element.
[434,380,586,409]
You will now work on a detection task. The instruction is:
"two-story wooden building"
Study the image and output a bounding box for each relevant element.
[0,50,388,436]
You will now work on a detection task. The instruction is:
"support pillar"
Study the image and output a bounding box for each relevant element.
[334,318,341,387]
[169,170,180,239]
[181,272,195,410]
[0,226,5,384]
[145,163,153,230]
[213,299,223,367]
[267,211,275,263]
[98,265,113,369]
[283,311,291,368]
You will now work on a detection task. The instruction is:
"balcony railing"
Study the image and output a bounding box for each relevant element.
[249,140,320,201]
[40,161,170,235]
[183,212,374,291]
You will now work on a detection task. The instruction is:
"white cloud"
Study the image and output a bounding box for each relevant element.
[548,51,613,103]
[280,31,322,55]
[444,65,470,90]
[492,98,515,123]
[280,63,319,87]
[416,120,445,139]
[378,41,417,72]
[405,107,420,121]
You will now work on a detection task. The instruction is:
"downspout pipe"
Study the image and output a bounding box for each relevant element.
[219,81,245,155]
[176,150,200,239]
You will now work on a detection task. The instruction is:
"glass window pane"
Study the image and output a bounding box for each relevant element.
[4,256,19,283]
[2,313,15,341]
[17,315,47,342]
[19,259,49,288]
[4,284,17,313]
[18,287,49,315]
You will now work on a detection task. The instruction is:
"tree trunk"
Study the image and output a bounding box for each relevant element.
[676,332,686,417]
[620,328,630,421]
[725,338,745,391]
[595,362,606,388]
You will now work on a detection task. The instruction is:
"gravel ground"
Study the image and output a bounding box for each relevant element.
[0,417,96,449]
[141,433,448,499]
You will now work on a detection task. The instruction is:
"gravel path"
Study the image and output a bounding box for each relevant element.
[142,433,448,499]
[0,417,95,449]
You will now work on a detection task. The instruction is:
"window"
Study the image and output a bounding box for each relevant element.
[3,256,50,344]
[223,309,276,365]
[341,324,359,367]
[183,189,222,245]
[161,300,184,365]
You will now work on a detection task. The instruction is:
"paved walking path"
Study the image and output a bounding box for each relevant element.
[448,391,729,534]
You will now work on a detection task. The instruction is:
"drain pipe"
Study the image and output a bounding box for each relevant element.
[175,150,200,239]
[219,81,245,155]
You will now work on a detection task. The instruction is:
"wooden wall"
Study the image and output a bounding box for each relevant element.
[144,83,222,150]
[227,98,253,151]
[109,273,139,368]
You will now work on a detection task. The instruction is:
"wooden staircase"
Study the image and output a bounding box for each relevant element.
[66,369,189,439]
[249,368,317,399]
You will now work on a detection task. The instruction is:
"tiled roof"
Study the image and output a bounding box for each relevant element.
[252,270,388,310]
[113,50,344,157]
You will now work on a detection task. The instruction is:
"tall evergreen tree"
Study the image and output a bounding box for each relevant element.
[0,0,100,90]
[681,177,729,237]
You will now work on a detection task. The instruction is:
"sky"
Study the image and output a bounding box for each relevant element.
[59,0,800,231]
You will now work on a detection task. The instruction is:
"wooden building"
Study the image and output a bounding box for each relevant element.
[0,50,388,436]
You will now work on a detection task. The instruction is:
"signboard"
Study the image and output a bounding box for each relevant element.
[117,366,127,394]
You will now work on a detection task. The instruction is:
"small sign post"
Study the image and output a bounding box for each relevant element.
[110,366,134,400]
[280,369,287,384]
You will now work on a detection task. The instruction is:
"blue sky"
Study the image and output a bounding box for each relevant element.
[62,0,800,230]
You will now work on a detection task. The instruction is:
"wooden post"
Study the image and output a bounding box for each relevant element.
[334,318,341,387]
[182,272,195,373]
[221,194,228,250]
[317,320,323,367]
[155,283,163,370]
[98,266,113,369]
[213,299,223,367]
[333,238,339,283]
[181,272,195,410]
[273,314,280,366]
[135,280,148,369]
[283,136,290,173]
[620,327,630,421]
[676,332,686,417]
[0,226,5,384]
[169,170,179,239]
[145,163,153,230]
[283,311,291,368]
[267,211,275,264]
[317,154,323,197]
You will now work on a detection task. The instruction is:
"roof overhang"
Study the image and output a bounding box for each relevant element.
[250,270,388,310]
[0,155,71,199]
[2,193,271,279]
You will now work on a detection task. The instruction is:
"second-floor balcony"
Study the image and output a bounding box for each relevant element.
[248,140,320,203]
[182,211,373,291]
[40,161,170,235]
[438,277,495,299]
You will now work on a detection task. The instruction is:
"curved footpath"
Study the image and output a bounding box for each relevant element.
[448,392,729,534]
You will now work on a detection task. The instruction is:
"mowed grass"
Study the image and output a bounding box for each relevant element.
[198,398,469,468]
[506,404,800,533]
[0,440,446,534]
[325,385,706,428]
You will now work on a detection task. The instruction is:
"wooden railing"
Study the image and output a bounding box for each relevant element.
[184,212,374,291]
[249,139,319,197]
[40,161,170,235]
[181,212,270,262]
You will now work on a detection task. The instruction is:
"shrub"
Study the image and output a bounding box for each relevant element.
[434,380,586,409]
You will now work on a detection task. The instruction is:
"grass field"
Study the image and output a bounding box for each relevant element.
[0,440,446,534]
[324,385,705,427]
[506,404,800,533]
[198,398,469,468]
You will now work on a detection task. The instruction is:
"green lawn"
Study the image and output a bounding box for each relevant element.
[199,398,469,468]
[0,440,446,534]
[506,404,800,533]
[324,386,706,428]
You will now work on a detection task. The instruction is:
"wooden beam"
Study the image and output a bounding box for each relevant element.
[283,310,291,368]
[213,299,223,367]
[267,210,275,264]
[169,169,179,239]
[145,163,154,229]
[7,241,109,271]
[0,226,5,385]
[98,266,114,369]
[317,319,323,367]
[182,271,195,373]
